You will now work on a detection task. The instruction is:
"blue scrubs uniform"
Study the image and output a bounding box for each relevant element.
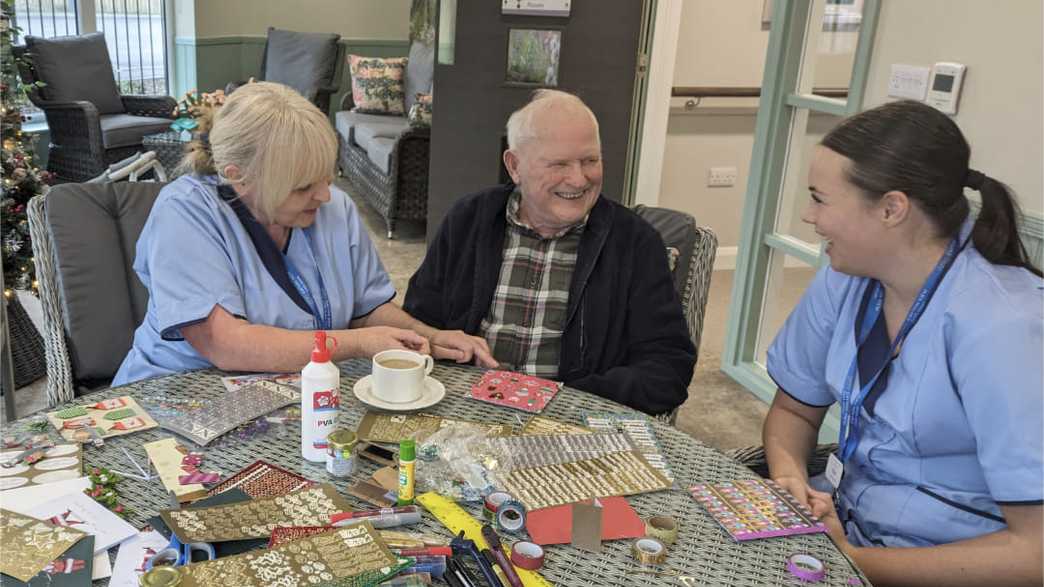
[767,223,1044,548]
[113,174,395,385]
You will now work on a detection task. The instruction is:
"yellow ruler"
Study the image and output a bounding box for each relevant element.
[417,492,555,587]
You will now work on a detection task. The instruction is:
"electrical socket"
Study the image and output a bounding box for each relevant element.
[708,166,737,187]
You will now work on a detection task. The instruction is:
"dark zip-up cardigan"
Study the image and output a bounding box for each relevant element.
[404,184,695,415]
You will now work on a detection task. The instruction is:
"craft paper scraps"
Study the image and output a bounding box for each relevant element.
[110,530,171,587]
[45,395,157,442]
[144,438,208,503]
[160,484,350,543]
[27,491,137,554]
[0,508,87,582]
[525,496,646,546]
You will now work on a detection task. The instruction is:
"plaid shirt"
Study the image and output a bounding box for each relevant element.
[479,190,586,377]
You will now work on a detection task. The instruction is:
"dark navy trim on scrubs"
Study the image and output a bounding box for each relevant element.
[916,486,1007,524]
[352,292,397,321]
[218,185,313,316]
[770,373,835,408]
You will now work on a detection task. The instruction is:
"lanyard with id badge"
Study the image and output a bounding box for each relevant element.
[284,229,333,331]
[827,235,967,491]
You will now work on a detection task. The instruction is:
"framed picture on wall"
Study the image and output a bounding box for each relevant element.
[505,28,562,87]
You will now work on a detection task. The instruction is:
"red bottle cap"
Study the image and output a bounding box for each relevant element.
[311,331,331,362]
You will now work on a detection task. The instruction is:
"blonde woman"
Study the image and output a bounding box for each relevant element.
[114,82,494,385]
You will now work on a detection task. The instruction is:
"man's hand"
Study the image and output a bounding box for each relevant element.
[352,326,431,357]
[430,330,499,368]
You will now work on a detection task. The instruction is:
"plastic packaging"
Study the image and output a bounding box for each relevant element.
[398,439,416,505]
[301,331,340,462]
[414,424,509,502]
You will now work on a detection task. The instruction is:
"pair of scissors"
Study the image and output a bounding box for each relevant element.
[145,534,215,570]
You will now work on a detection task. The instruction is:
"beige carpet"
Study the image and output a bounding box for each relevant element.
[6,179,771,451]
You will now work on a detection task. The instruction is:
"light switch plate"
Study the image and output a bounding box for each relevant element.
[888,64,930,101]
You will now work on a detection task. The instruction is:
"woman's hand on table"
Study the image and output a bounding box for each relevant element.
[352,326,431,357]
[430,330,499,367]
[807,488,851,553]
[773,474,817,509]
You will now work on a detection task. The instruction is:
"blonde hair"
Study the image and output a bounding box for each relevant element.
[178,81,337,220]
[505,89,600,150]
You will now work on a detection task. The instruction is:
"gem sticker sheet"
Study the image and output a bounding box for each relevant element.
[176,523,401,587]
[160,381,299,446]
[221,372,301,392]
[521,416,592,436]
[0,508,88,582]
[690,478,828,541]
[206,460,315,500]
[0,444,84,491]
[45,396,157,442]
[356,412,509,444]
[160,484,350,543]
[583,411,674,482]
[491,432,635,469]
[470,370,561,413]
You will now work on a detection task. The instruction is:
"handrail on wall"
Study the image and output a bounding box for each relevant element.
[672,86,849,98]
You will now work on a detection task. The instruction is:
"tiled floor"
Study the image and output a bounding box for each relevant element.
[6,179,779,451]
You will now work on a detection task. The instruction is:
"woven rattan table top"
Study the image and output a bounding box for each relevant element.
[6,360,869,586]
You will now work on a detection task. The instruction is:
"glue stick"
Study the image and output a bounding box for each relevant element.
[397,439,416,506]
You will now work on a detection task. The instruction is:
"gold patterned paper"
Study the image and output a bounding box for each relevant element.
[356,412,509,443]
[159,484,350,543]
[0,508,87,582]
[521,416,592,436]
[177,522,399,587]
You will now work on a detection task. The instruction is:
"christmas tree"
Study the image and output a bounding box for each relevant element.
[1,0,53,298]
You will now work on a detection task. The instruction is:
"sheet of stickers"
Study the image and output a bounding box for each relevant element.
[206,460,315,500]
[0,443,84,490]
[160,381,299,446]
[174,523,411,587]
[582,411,674,482]
[491,432,672,510]
[0,508,87,582]
[160,484,350,543]
[45,396,157,442]
[690,478,827,541]
[521,415,592,436]
[470,370,561,413]
[356,412,510,444]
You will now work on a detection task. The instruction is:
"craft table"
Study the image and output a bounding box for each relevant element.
[6,360,871,586]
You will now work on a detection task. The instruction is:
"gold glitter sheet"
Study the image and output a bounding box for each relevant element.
[160,484,350,543]
[356,412,510,444]
[521,416,592,436]
[0,508,87,582]
[177,522,399,587]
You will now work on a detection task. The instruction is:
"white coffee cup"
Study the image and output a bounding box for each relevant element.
[371,349,434,403]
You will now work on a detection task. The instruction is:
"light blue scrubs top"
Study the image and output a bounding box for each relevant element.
[113,174,395,386]
[767,223,1044,548]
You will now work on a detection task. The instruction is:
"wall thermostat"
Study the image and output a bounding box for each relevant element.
[502,0,571,18]
[926,62,966,115]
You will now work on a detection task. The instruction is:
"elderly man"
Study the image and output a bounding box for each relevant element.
[404,90,695,415]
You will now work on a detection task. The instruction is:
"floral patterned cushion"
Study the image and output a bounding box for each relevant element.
[407,92,432,128]
[348,55,408,115]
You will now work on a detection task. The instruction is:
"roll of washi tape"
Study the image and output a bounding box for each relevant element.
[644,515,679,545]
[510,541,545,570]
[786,554,826,582]
[495,499,527,534]
[632,537,668,565]
[484,491,512,522]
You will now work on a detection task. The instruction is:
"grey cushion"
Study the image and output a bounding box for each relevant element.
[100,114,175,149]
[25,32,125,115]
[365,137,396,174]
[404,40,434,112]
[334,110,408,145]
[633,205,700,301]
[262,28,341,103]
[354,119,407,151]
[46,182,164,381]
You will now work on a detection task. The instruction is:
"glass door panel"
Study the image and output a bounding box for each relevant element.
[754,250,818,366]
[774,110,845,247]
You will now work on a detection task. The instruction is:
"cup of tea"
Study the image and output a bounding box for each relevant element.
[371,349,434,403]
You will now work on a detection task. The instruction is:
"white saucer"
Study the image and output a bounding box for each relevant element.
[353,375,445,412]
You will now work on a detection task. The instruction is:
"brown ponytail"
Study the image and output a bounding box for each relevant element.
[822,100,1041,277]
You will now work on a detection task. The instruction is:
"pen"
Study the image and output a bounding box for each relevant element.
[481,524,524,587]
[331,508,422,528]
[330,506,417,522]
[394,546,453,558]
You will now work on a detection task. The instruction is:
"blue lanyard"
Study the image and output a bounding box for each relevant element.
[284,229,333,331]
[837,236,965,462]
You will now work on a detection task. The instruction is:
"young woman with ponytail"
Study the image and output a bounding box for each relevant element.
[762,100,1042,586]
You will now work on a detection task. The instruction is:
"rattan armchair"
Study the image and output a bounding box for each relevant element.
[634,206,718,426]
[14,34,175,183]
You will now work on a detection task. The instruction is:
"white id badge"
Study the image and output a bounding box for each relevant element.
[825,452,844,489]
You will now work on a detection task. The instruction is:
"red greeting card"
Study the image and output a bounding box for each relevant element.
[469,370,561,413]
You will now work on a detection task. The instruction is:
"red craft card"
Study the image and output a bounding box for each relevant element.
[469,370,561,413]
[525,496,646,545]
